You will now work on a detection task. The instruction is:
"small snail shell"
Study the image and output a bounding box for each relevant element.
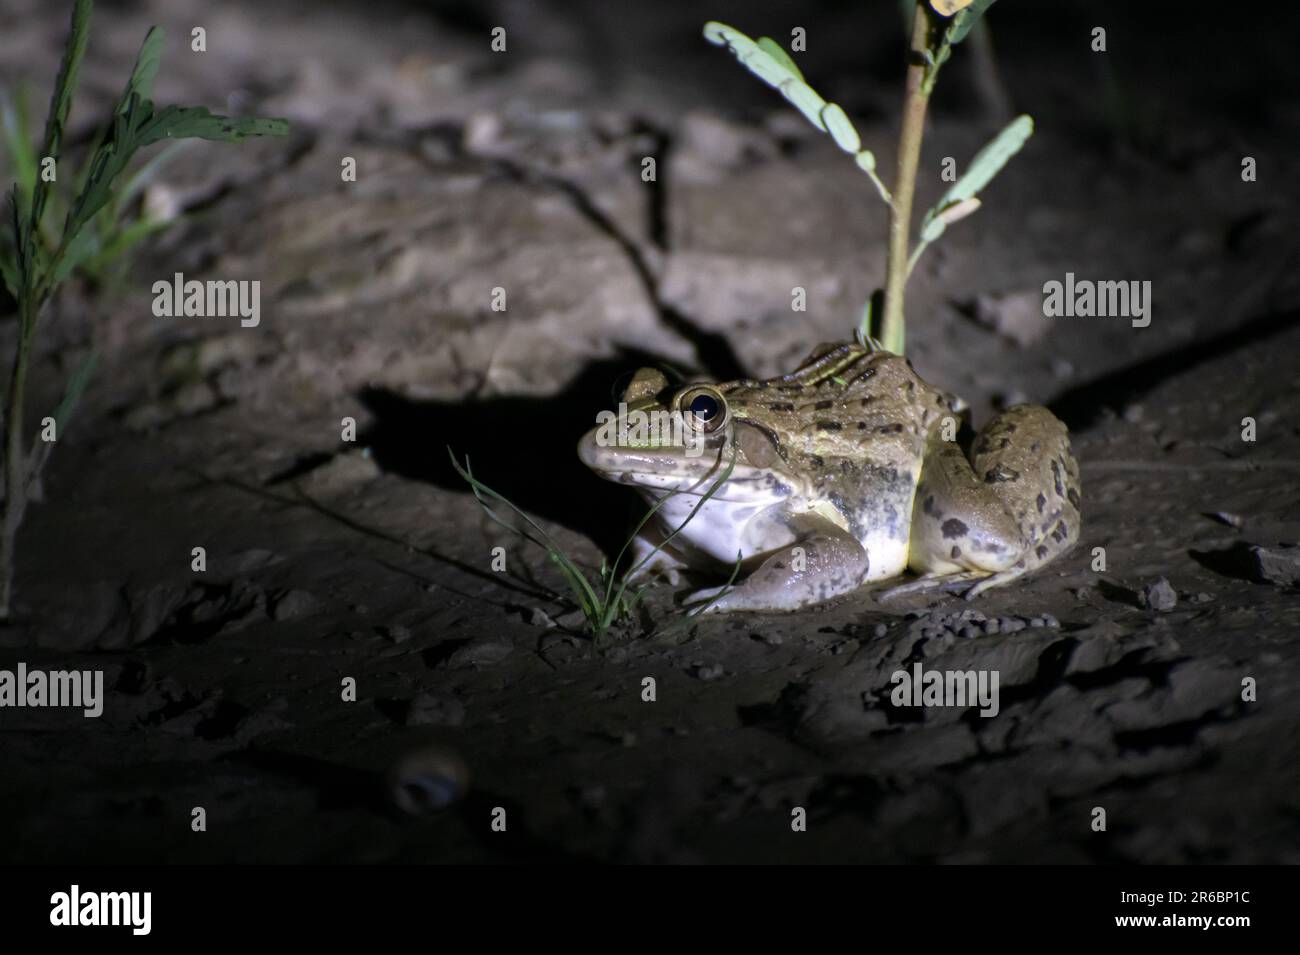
[385,743,470,815]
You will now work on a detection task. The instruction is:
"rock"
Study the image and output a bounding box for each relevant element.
[271,589,319,621]
[1139,577,1178,612]
[386,743,470,815]
[1246,545,1300,587]
[446,633,513,668]
[381,624,412,644]
[405,692,465,727]
[1204,511,1244,528]
[297,449,381,497]
[971,290,1049,347]
[528,607,557,628]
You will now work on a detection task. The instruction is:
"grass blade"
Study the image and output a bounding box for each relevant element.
[27,0,93,289]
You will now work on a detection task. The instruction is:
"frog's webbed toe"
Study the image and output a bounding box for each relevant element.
[681,513,869,613]
[878,570,988,601]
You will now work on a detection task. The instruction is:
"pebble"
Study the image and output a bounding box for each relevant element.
[386,743,470,815]
[406,692,465,727]
[270,589,318,621]
[381,624,412,644]
[446,633,513,667]
[1140,577,1178,612]
[907,609,1063,642]
[528,607,556,628]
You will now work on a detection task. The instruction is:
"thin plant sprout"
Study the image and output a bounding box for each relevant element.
[450,441,741,640]
[703,0,1031,355]
[0,0,288,619]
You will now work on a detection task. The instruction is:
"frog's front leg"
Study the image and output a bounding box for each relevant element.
[684,511,868,613]
[625,524,691,587]
[901,405,1081,599]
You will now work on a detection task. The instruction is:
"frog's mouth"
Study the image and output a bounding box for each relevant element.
[577,430,796,503]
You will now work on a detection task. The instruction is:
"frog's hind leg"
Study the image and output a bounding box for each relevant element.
[908,405,1081,599]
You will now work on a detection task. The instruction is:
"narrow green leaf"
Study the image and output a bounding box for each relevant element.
[120,26,165,112]
[28,0,93,278]
[50,347,97,434]
[756,36,804,82]
[8,186,28,291]
[703,21,827,130]
[50,221,101,284]
[820,103,861,154]
[780,81,828,132]
[932,114,1032,213]
[683,551,744,619]
[84,214,171,277]
[948,0,998,45]
[38,0,93,151]
[1,88,38,210]
[0,246,17,298]
[114,140,183,212]
[134,106,290,147]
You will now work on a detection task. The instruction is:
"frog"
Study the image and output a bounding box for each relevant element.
[576,341,1081,613]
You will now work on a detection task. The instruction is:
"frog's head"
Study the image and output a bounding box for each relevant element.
[577,367,802,505]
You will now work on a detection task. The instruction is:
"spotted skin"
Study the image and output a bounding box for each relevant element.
[898,404,1081,600]
[576,342,1081,612]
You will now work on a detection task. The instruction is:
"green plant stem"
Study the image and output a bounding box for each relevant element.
[881,1,933,355]
[0,304,34,619]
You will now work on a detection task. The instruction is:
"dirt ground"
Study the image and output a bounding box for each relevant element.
[1,0,1298,863]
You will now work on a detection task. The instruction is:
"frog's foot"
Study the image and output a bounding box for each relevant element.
[623,532,690,588]
[681,513,869,613]
[959,513,1076,598]
[878,570,988,601]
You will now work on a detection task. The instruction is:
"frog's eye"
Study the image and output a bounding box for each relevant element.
[679,386,729,434]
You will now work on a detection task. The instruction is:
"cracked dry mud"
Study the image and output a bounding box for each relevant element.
[0,0,1298,863]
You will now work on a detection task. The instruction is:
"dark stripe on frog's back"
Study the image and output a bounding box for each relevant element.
[721,346,939,447]
[719,345,904,409]
[718,342,877,394]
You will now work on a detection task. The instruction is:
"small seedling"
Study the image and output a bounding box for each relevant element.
[0,0,288,619]
[704,0,1033,354]
[1,85,182,294]
[450,445,740,641]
